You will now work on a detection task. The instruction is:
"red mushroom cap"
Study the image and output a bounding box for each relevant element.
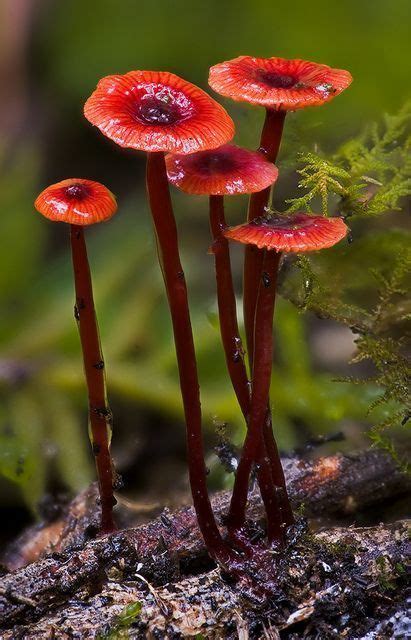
[165,144,278,195]
[209,56,352,110]
[34,178,117,226]
[84,71,235,154]
[223,212,348,252]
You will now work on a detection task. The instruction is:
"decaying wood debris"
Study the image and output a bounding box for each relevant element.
[0,449,409,638]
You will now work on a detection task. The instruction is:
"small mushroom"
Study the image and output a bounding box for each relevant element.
[84,71,235,563]
[166,143,278,196]
[223,212,349,538]
[226,212,349,252]
[209,56,352,375]
[35,178,118,534]
[166,144,284,541]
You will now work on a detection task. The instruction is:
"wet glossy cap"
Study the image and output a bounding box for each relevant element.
[84,70,235,154]
[165,144,278,195]
[35,178,117,225]
[223,212,348,252]
[209,56,352,110]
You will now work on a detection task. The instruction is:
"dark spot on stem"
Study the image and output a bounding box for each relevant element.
[262,272,271,287]
[92,443,101,455]
[92,406,112,421]
[93,360,105,370]
[74,305,80,321]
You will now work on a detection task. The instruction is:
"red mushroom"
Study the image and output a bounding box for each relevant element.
[225,212,349,251]
[166,144,284,542]
[35,179,118,534]
[223,212,349,538]
[166,143,278,196]
[84,71,234,154]
[84,71,235,563]
[209,56,352,376]
[208,56,352,111]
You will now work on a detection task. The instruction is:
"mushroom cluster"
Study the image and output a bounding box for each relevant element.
[34,56,351,564]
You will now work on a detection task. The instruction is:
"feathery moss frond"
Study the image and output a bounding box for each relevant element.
[287,102,411,219]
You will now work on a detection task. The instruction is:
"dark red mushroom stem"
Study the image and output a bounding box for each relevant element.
[209,195,282,543]
[70,225,116,534]
[146,154,233,565]
[229,249,285,543]
[209,196,250,415]
[261,412,294,529]
[243,109,286,364]
[242,109,294,528]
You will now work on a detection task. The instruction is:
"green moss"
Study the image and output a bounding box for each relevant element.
[98,601,143,639]
[375,556,396,592]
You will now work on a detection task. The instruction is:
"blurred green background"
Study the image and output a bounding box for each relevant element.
[0,0,410,535]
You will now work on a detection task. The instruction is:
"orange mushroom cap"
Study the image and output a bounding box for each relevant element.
[165,144,278,195]
[223,212,348,252]
[84,71,235,154]
[35,178,117,226]
[209,56,352,111]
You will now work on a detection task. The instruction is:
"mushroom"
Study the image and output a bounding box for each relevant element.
[223,212,349,538]
[166,144,283,542]
[84,71,235,562]
[34,178,118,534]
[209,56,352,370]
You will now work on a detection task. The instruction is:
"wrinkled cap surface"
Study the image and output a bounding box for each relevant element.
[224,212,348,252]
[84,70,235,154]
[35,178,117,225]
[165,144,278,195]
[209,56,352,110]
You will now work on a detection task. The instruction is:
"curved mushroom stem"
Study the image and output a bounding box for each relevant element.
[70,224,116,535]
[146,153,233,565]
[209,195,282,542]
[228,249,286,544]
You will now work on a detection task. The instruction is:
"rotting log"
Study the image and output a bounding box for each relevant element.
[0,522,409,638]
[0,449,409,638]
[3,448,409,571]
